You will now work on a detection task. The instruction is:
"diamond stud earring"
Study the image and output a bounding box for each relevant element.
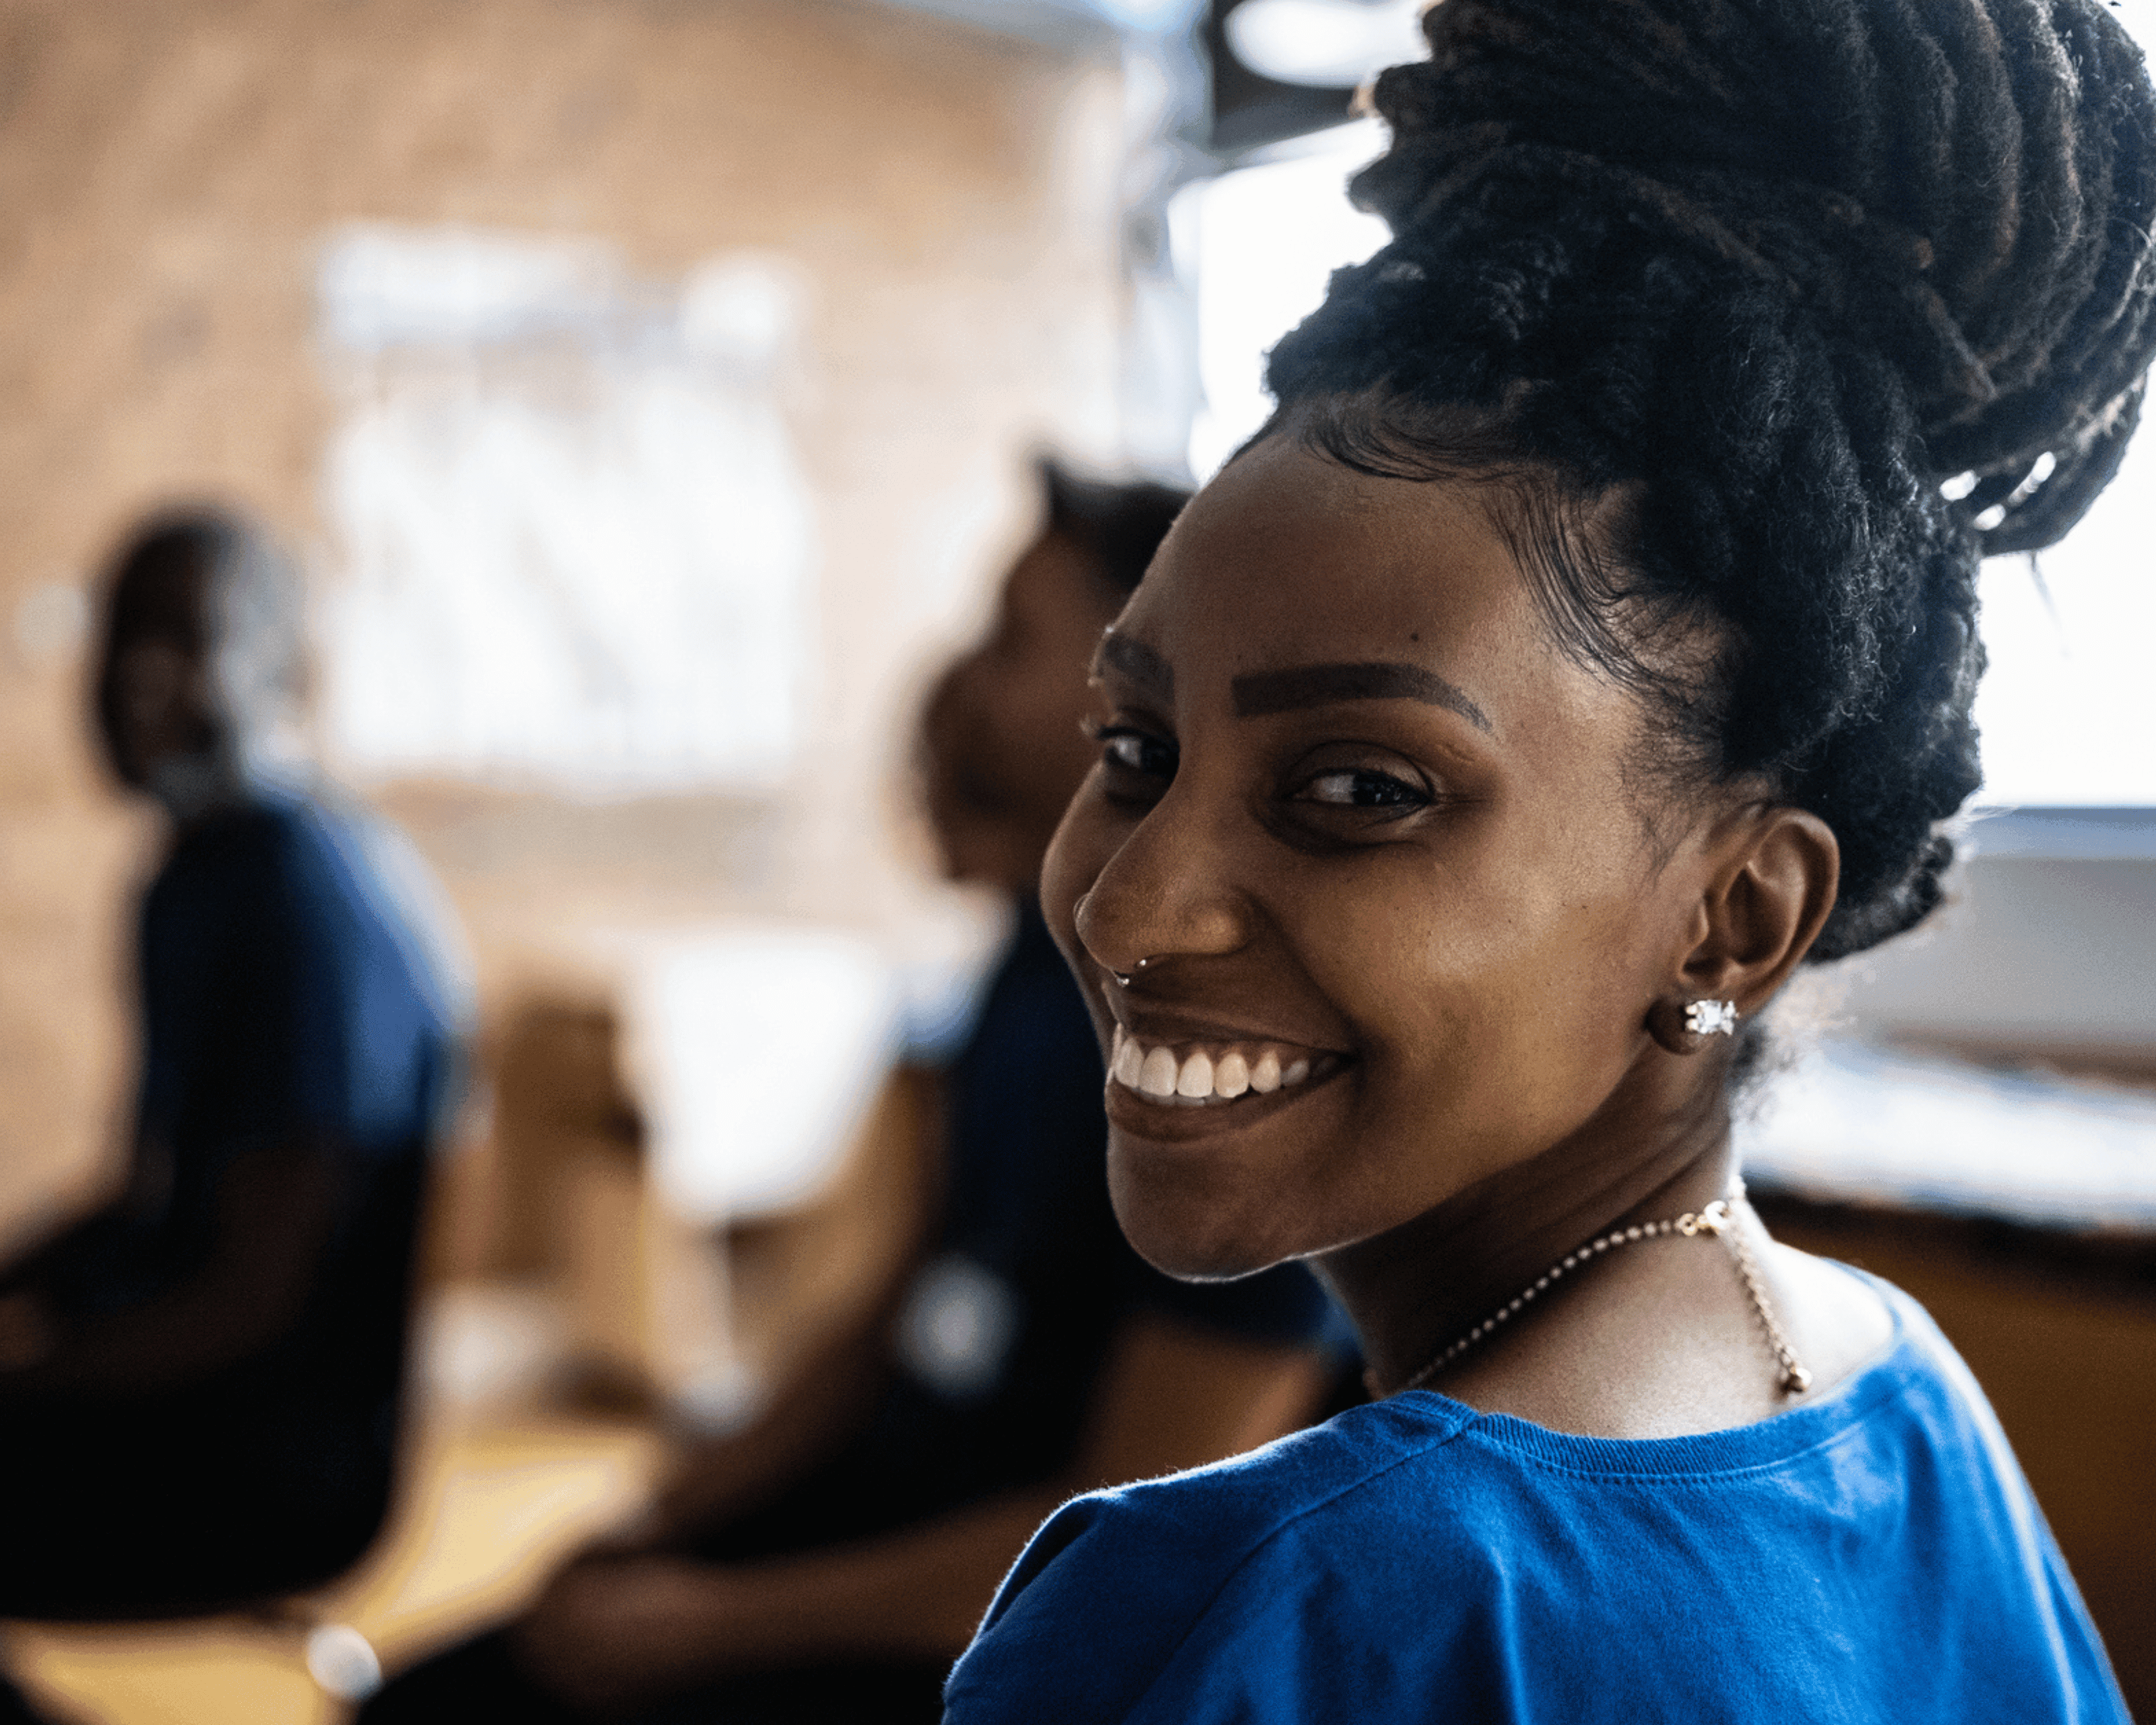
[1685,999,1739,1036]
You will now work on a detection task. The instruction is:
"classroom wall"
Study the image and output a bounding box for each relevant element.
[0,0,1124,1238]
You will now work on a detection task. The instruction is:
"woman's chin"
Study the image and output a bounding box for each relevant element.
[1100,1062,1369,1278]
[1104,1135,1314,1282]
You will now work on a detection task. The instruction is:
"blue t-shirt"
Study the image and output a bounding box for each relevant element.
[138,786,462,1158]
[945,1275,2125,1724]
[10,785,467,1608]
[49,783,464,1319]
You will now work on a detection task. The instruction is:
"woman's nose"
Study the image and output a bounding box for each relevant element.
[1071,792,1249,979]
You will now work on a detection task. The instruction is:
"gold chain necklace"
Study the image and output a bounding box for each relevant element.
[1391,1187,1813,1398]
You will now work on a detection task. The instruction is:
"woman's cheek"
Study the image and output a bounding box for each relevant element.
[1312,887,1564,1115]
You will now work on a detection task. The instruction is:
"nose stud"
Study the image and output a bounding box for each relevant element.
[1075,898,1160,989]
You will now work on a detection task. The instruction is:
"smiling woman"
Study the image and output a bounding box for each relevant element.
[941,0,2156,1720]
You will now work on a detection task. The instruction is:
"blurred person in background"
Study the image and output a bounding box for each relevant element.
[0,510,465,1628]
[356,459,1345,1724]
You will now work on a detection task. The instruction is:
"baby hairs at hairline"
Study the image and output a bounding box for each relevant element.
[1259,0,2156,966]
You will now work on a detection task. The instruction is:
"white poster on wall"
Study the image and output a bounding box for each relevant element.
[315,226,814,796]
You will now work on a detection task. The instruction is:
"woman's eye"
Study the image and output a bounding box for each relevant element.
[1296,767,1429,809]
[1093,724,1176,782]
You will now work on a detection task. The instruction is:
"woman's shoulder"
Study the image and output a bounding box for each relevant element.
[156,785,368,910]
[943,1397,1485,1723]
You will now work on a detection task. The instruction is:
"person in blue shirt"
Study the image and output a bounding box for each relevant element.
[943,2,2154,1720]
[0,510,464,1623]
[354,460,1343,1724]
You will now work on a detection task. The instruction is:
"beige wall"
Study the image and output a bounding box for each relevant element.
[0,0,1124,1234]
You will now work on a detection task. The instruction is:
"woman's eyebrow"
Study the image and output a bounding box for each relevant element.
[1092,630,1173,701]
[1232,662,1493,734]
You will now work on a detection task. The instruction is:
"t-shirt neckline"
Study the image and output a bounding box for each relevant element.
[1396,1265,1922,1479]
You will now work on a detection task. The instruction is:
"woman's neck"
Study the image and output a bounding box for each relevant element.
[1317,1059,1738,1398]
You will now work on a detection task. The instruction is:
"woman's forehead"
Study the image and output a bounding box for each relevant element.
[1114,441,1566,703]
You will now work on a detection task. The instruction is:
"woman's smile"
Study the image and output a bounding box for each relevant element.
[1099,1009,1356,1147]
[1107,1024,1332,1106]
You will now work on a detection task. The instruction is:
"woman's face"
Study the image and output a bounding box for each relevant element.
[1044,436,1714,1280]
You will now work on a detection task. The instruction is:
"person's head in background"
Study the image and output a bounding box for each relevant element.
[921,458,1189,894]
[92,508,307,826]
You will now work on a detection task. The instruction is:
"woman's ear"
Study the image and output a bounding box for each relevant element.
[1649,806,1839,1054]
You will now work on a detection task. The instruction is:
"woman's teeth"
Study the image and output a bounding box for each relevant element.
[1110,1027,1319,1106]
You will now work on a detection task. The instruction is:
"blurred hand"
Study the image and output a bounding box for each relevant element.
[511,1551,746,1715]
[0,1291,55,1371]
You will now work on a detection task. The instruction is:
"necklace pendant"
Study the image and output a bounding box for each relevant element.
[1675,1199,1730,1238]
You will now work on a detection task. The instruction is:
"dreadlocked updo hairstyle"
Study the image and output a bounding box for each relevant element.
[1262,0,2156,961]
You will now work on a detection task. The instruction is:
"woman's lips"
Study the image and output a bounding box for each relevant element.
[1108,1024,1343,1108]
